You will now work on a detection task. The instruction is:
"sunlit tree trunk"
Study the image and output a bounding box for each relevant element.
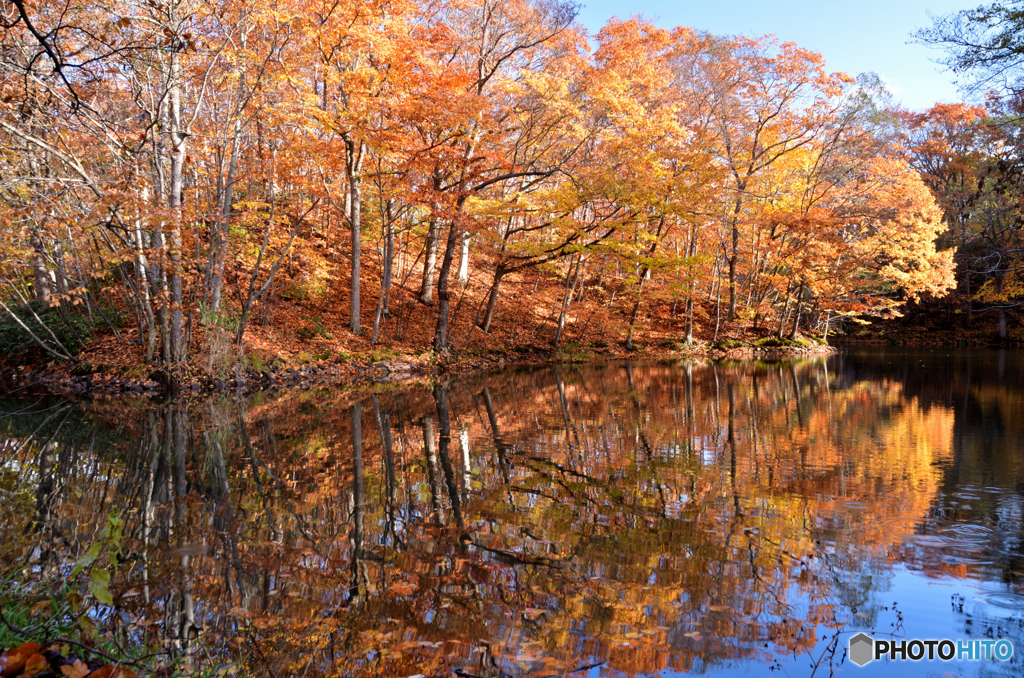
[345,134,366,335]
[457,231,471,287]
[432,196,467,351]
[555,253,581,347]
[478,265,507,333]
[371,201,394,344]
[419,218,440,305]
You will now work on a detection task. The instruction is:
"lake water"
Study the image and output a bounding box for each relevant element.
[2,349,1023,677]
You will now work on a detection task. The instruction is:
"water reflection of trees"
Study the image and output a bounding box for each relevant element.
[2,353,1020,676]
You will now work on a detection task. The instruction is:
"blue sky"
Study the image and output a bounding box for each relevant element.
[575,0,980,111]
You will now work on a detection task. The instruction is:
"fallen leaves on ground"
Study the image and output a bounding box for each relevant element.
[0,643,138,678]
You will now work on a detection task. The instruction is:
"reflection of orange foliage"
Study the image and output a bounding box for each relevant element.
[0,357,984,678]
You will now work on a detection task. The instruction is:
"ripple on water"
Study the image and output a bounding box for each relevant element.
[940,554,993,566]
[978,591,1024,611]
[937,524,994,545]
[902,534,948,548]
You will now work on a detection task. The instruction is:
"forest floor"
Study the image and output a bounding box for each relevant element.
[0,238,856,398]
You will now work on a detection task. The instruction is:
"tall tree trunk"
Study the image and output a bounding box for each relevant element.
[382,200,394,317]
[371,203,395,345]
[419,218,440,305]
[727,187,743,322]
[996,276,1008,340]
[457,231,471,287]
[625,218,665,349]
[684,223,698,345]
[52,236,68,297]
[208,118,241,315]
[345,134,365,335]
[685,295,695,345]
[167,19,186,365]
[134,211,158,362]
[964,271,972,325]
[478,266,506,333]
[29,227,51,308]
[554,253,581,347]
[788,283,805,340]
[432,203,464,352]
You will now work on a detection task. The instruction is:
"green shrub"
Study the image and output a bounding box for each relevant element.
[248,352,267,373]
[0,301,93,360]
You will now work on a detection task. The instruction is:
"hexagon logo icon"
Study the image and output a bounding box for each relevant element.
[849,632,874,667]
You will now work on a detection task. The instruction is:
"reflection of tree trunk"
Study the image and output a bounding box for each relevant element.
[350,402,365,600]
[30,441,57,536]
[173,407,197,645]
[156,404,197,654]
[789,364,805,429]
[481,388,511,483]
[373,396,401,548]
[422,415,443,523]
[725,382,746,551]
[140,415,159,605]
[728,384,737,490]
[685,363,695,461]
[460,424,471,502]
[555,368,582,468]
[434,383,464,531]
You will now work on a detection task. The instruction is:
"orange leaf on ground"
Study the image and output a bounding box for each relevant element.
[0,643,41,678]
[60,659,91,678]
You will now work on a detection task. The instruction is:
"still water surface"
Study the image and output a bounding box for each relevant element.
[2,349,1024,677]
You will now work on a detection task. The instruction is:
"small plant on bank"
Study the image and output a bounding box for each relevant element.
[554,346,592,363]
[713,338,748,350]
[296,316,333,341]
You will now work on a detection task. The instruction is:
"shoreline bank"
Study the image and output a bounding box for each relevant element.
[0,341,837,399]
